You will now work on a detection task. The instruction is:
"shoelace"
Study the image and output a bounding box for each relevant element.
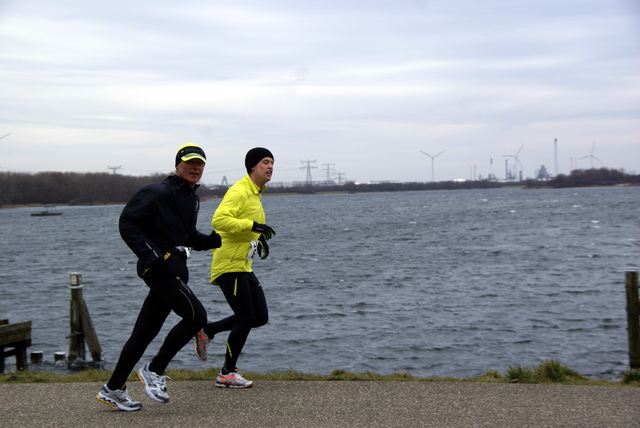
[114,389,132,401]
[224,372,245,383]
[151,372,171,390]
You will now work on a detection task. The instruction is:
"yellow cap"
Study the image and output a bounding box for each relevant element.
[175,143,206,166]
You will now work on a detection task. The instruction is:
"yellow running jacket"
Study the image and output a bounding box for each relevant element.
[210,174,266,284]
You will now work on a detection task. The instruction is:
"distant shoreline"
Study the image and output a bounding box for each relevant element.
[2,179,638,209]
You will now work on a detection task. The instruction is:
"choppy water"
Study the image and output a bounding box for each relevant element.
[1,186,638,379]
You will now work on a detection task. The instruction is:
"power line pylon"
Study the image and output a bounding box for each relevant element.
[300,160,317,184]
[107,165,122,174]
[321,163,336,184]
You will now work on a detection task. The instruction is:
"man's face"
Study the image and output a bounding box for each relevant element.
[251,157,274,185]
[176,159,205,187]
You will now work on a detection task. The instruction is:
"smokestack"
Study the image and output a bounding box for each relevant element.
[554,138,558,177]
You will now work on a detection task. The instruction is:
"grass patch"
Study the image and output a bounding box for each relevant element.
[622,369,640,384]
[0,360,637,387]
[505,359,586,384]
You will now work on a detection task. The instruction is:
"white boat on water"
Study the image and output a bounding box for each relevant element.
[30,205,63,217]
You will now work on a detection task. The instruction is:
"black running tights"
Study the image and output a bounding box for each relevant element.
[203,272,268,372]
[107,275,206,390]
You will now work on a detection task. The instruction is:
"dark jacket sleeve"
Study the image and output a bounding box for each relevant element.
[188,230,222,251]
[119,184,164,266]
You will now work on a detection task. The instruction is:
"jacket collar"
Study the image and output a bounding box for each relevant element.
[169,174,199,191]
[243,174,265,194]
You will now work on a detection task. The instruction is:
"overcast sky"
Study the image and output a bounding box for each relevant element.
[1,0,638,184]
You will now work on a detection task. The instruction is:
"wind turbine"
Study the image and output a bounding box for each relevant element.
[419,149,446,182]
[0,134,9,170]
[579,142,602,169]
[502,144,524,181]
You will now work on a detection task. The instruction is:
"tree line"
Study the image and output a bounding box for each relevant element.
[1,167,637,207]
[0,171,209,207]
[525,168,640,189]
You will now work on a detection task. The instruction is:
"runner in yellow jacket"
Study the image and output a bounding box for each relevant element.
[209,173,268,281]
[195,147,276,388]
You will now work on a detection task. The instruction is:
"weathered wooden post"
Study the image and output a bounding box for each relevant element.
[68,273,85,362]
[626,269,640,370]
[68,272,103,363]
[30,351,43,364]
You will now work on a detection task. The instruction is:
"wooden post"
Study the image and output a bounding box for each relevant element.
[626,269,640,370]
[68,272,103,363]
[30,351,43,364]
[68,273,85,362]
[79,297,103,362]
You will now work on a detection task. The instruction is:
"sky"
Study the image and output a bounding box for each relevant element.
[1,0,639,185]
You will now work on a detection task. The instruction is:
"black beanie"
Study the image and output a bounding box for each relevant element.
[245,147,274,173]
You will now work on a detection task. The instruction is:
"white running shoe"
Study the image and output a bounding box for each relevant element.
[215,369,254,388]
[137,362,170,403]
[96,384,142,411]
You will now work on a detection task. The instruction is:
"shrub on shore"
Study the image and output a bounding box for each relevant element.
[505,359,584,383]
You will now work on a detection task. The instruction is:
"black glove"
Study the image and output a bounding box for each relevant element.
[148,255,169,274]
[252,222,276,240]
[257,235,269,260]
[206,231,222,249]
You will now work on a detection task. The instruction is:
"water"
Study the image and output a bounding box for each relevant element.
[1,187,638,379]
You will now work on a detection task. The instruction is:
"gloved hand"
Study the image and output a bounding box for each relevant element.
[148,255,170,274]
[256,235,269,260]
[206,231,222,249]
[252,222,276,240]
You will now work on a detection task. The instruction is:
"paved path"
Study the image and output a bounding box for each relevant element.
[1,381,639,427]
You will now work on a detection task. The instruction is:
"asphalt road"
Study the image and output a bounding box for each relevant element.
[1,381,639,427]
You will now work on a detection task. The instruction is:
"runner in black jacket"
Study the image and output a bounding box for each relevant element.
[97,143,221,411]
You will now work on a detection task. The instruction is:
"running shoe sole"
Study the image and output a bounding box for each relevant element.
[215,381,254,389]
